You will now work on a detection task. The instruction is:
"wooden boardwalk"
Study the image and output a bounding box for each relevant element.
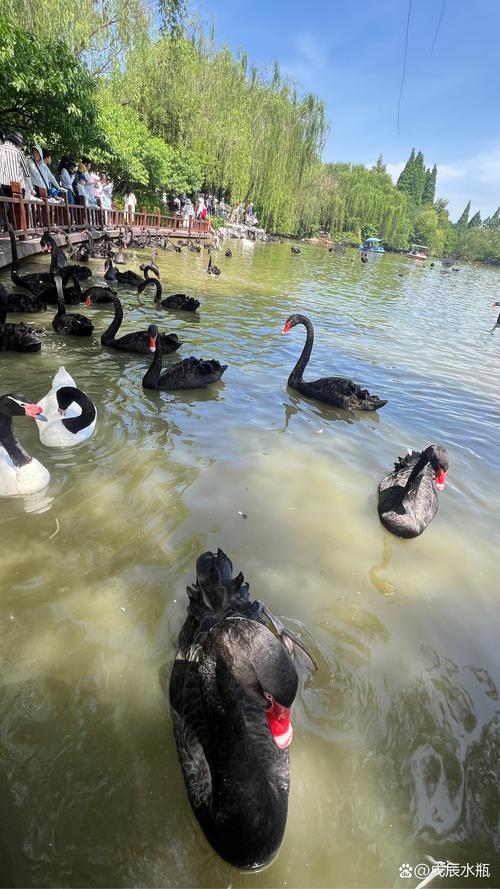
[0,184,212,269]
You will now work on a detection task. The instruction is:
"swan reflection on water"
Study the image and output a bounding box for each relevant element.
[277,391,383,432]
[368,533,396,597]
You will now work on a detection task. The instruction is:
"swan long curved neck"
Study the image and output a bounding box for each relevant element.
[55,277,66,316]
[404,451,430,493]
[143,340,163,388]
[0,415,32,466]
[60,389,96,433]
[289,316,314,384]
[102,296,123,344]
[8,226,19,270]
[139,279,161,300]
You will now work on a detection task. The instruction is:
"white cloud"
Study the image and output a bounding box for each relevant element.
[385,161,404,182]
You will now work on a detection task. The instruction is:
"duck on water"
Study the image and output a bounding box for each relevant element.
[169,548,317,870]
[282,314,387,411]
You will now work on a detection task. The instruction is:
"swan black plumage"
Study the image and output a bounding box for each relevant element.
[143,327,226,389]
[8,229,82,305]
[492,301,500,324]
[9,226,52,291]
[104,258,144,287]
[290,246,301,254]
[225,248,232,257]
[40,234,92,281]
[0,291,42,352]
[0,283,46,313]
[378,445,449,538]
[169,548,316,869]
[282,314,387,411]
[137,279,200,312]
[82,285,117,304]
[207,254,221,276]
[93,293,181,354]
[52,276,93,337]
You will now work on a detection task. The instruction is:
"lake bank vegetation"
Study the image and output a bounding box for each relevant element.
[2,0,499,261]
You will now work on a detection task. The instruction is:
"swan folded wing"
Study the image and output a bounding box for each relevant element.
[303,376,386,410]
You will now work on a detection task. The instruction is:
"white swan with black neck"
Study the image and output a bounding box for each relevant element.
[0,395,49,495]
[37,367,96,447]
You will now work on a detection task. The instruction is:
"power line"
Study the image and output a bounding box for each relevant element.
[431,0,447,56]
[397,0,413,136]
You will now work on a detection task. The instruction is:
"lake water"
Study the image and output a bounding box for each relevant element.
[0,242,499,888]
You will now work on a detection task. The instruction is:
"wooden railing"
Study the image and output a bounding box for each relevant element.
[0,183,212,240]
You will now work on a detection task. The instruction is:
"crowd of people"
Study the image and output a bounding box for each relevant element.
[0,131,114,227]
[0,130,260,233]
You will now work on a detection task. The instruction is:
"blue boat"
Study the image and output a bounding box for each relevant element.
[358,237,385,253]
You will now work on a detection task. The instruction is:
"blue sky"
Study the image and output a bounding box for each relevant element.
[195,0,500,221]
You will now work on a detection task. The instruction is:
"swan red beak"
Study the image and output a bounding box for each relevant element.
[25,404,47,421]
[282,320,291,334]
[265,698,293,749]
[85,296,92,306]
[434,469,446,491]
[149,335,157,352]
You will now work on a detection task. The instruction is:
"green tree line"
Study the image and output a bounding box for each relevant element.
[1,0,500,261]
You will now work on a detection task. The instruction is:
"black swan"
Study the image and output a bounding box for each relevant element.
[282,314,387,411]
[104,258,144,287]
[40,234,92,281]
[0,283,46,313]
[140,251,160,278]
[52,276,93,337]
[9,229,82,305]
[82,285,117,304]
[378,445,449,538]
[169,548,316,869]
[137,279,200,312]
[143,327,226,390]
[92,293,181,354]
[0,291,41,352]
[207,254,221,276]
[225,248,232,257]
[291,246,301,254]
[9,225,52,291]
[492,302,500,324]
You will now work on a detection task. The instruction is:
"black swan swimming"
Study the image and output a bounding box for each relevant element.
[8,225,52,291]
[291,246,301,254]
[143,327,226,389]
[207,254,221,276]
[137,279,200,312]
[0,283,46,313]
[82,285,117,304]
[169,548,317,869]
[52,276,93,337]
[282,314,387,411]
[92,293,181,354]
[9,228,82,305]
[40,233,92,281]
[0,291,42,352]
[225,248,232,257]
[140,251,160,278]
[378,445,449,538]
[104,258,144,287]
[492,301,500,324]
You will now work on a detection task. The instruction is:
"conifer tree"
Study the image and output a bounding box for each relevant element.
[467,211,481,228]
[422,164,437,204]
[456,200,471,227]
[483,207,500,229]
[414,150,426,204]
[396,148,416,199]
[372,154,386,173]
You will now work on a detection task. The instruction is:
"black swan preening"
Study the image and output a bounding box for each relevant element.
[143,327,226,390]
[282,314,387,411]
[169,548,316,870]
[91,293,181,354]
[52,276,93,337]
[137,278,200,312]
[0,283,46,313]
[0,291,42,352]
[378,445,449,538]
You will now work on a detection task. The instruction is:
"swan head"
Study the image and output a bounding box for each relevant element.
[492,302,500,308]
[425,445,449,491]
[282,313,308,334]
[147,324,159,352]
[0,394,47,421]
[40,233,52,253]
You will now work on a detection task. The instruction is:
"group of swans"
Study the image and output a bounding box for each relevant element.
[0,368,96,496]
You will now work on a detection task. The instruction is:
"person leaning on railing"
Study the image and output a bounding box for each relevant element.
[0,130,37,229]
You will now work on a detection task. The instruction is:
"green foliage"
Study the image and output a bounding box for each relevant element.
[467,211,481,229]
[456,200,471,227]
[397,148,416,200]
[482,207,500,229]
[457,228,500,263]
[0,21,101,156]
[422,165,437,204]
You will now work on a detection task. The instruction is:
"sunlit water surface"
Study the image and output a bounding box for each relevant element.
[0,243,499,888]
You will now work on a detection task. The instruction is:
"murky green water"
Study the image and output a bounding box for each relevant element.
[0,243,499,888]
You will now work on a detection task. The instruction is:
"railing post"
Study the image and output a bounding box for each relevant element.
[39,187,51,233]
[10,181,27,238]
[155,207,161,227]
[141,207,147,228]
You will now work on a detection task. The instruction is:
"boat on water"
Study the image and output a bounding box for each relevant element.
[407,244,428,260]
[358,237,385,253]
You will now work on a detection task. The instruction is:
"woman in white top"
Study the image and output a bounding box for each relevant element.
[124,191,137,221]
